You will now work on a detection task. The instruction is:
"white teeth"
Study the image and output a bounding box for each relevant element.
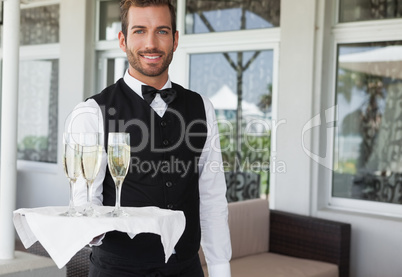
[144,55,159,59]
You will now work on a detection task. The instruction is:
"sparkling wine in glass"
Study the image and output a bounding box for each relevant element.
[80,133,103,217]
[107,132,130,217]
[61,133,82,217]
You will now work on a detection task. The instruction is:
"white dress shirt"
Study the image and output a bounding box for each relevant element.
[67,71,232,277]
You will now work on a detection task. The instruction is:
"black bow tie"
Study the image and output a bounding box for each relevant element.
[142,85,177,105]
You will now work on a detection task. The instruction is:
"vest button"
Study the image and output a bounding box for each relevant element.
[160,121,167,127]
[166,181,173,188]
[163,139,169,146]
[167,204,174,209]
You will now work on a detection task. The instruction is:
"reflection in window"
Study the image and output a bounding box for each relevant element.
[190,50,273,201]
[99,0,121,41]
[334,41,402,204]
[18,60,59,163]
[339,0,402,22]
[185,0,280,34]
[20,4,59,45]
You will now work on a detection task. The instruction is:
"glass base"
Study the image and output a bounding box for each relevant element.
[83,206,100,217]
[59,207,82,217]
[105,208,129,217]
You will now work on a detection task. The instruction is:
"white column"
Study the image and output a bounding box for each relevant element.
[273,0,317,215]
[0,0,21,260]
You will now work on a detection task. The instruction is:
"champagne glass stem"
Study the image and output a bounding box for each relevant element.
[68,180,75,213]
[84,180,99,217]
[86,181,92,203]
[115,178,123,212]
[87,180,93,213]
[61,179,80,217]
[87,180,93,207]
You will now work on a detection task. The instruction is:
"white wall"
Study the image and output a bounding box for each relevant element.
[316,208,402,277]
[16,0,92,208]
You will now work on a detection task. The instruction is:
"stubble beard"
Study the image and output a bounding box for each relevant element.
[126,46,174,78]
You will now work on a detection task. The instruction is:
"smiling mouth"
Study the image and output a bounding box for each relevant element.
[142,55,161,60]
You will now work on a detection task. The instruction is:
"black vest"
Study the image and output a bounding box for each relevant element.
[90,79,207,263]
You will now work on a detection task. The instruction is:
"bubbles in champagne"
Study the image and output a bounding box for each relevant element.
[63,143,82,181]
[108,144,130,179]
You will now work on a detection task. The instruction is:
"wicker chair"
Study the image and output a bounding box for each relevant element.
[27,241,92,277]
[200,199,351,277]
[270,210,351,277]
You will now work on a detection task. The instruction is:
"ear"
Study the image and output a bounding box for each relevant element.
[118,31,127,52]
[173,31,179,52]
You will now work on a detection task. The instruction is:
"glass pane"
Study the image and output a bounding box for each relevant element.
[20,4,60,45]
[99,0,121,41]
[334,41,402,204]
[339,0,402,23]
[106,57,128,86]
[185,0,280,34]
[18,59,59,163]
[190,50,273,202]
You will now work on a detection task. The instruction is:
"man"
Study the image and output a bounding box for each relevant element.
[69,0,231,276]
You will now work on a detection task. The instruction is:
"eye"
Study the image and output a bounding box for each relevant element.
[134,29,144,34]
[158,30,168,35]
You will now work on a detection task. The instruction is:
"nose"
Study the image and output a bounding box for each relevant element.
[144,32,158,50]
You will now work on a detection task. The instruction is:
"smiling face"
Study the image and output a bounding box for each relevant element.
[118,5,179,88]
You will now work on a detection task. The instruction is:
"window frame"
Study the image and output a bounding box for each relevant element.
[319,0,402,218]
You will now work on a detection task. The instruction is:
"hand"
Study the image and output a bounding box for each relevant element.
[89,233,105,246]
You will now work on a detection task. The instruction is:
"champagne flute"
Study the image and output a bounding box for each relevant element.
[107,132,130,217]
[80,133,103,217]
[61,133,82,217]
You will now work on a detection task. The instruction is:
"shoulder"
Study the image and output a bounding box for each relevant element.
[199,94,215,112]
[171,82,206,104]
[65,99,103,133]
[171,82,216,121]
[172,82,197,95]
[90,78,127,103]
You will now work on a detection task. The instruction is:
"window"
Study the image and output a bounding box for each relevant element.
[326,0,402,215]
[334,41,402,204]
[182,0,280,202]
[98,0,120,41]
[185,0,280,34]
[20,4,59,45]
[339,0,402,23]
[189,51,273,201]
[17,59,59,163]
[17,3,60,164]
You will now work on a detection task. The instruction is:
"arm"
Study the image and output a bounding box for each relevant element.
[198,96,232,277]
[65,99,106,207]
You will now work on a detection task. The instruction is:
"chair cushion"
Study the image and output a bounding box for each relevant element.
[229,199,270,259]
[201,252,338,277]
[199,199,269,266]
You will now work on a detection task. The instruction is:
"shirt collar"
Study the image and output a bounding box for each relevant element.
[123,70,172,99]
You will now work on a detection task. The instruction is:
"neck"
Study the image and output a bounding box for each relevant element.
[128,69,169,89]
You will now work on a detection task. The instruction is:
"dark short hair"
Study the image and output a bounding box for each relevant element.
[120,0,176,40]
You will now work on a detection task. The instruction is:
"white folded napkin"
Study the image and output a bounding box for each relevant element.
[13,206,185,269]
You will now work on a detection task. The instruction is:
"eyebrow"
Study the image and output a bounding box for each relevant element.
[131,25,172,30]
